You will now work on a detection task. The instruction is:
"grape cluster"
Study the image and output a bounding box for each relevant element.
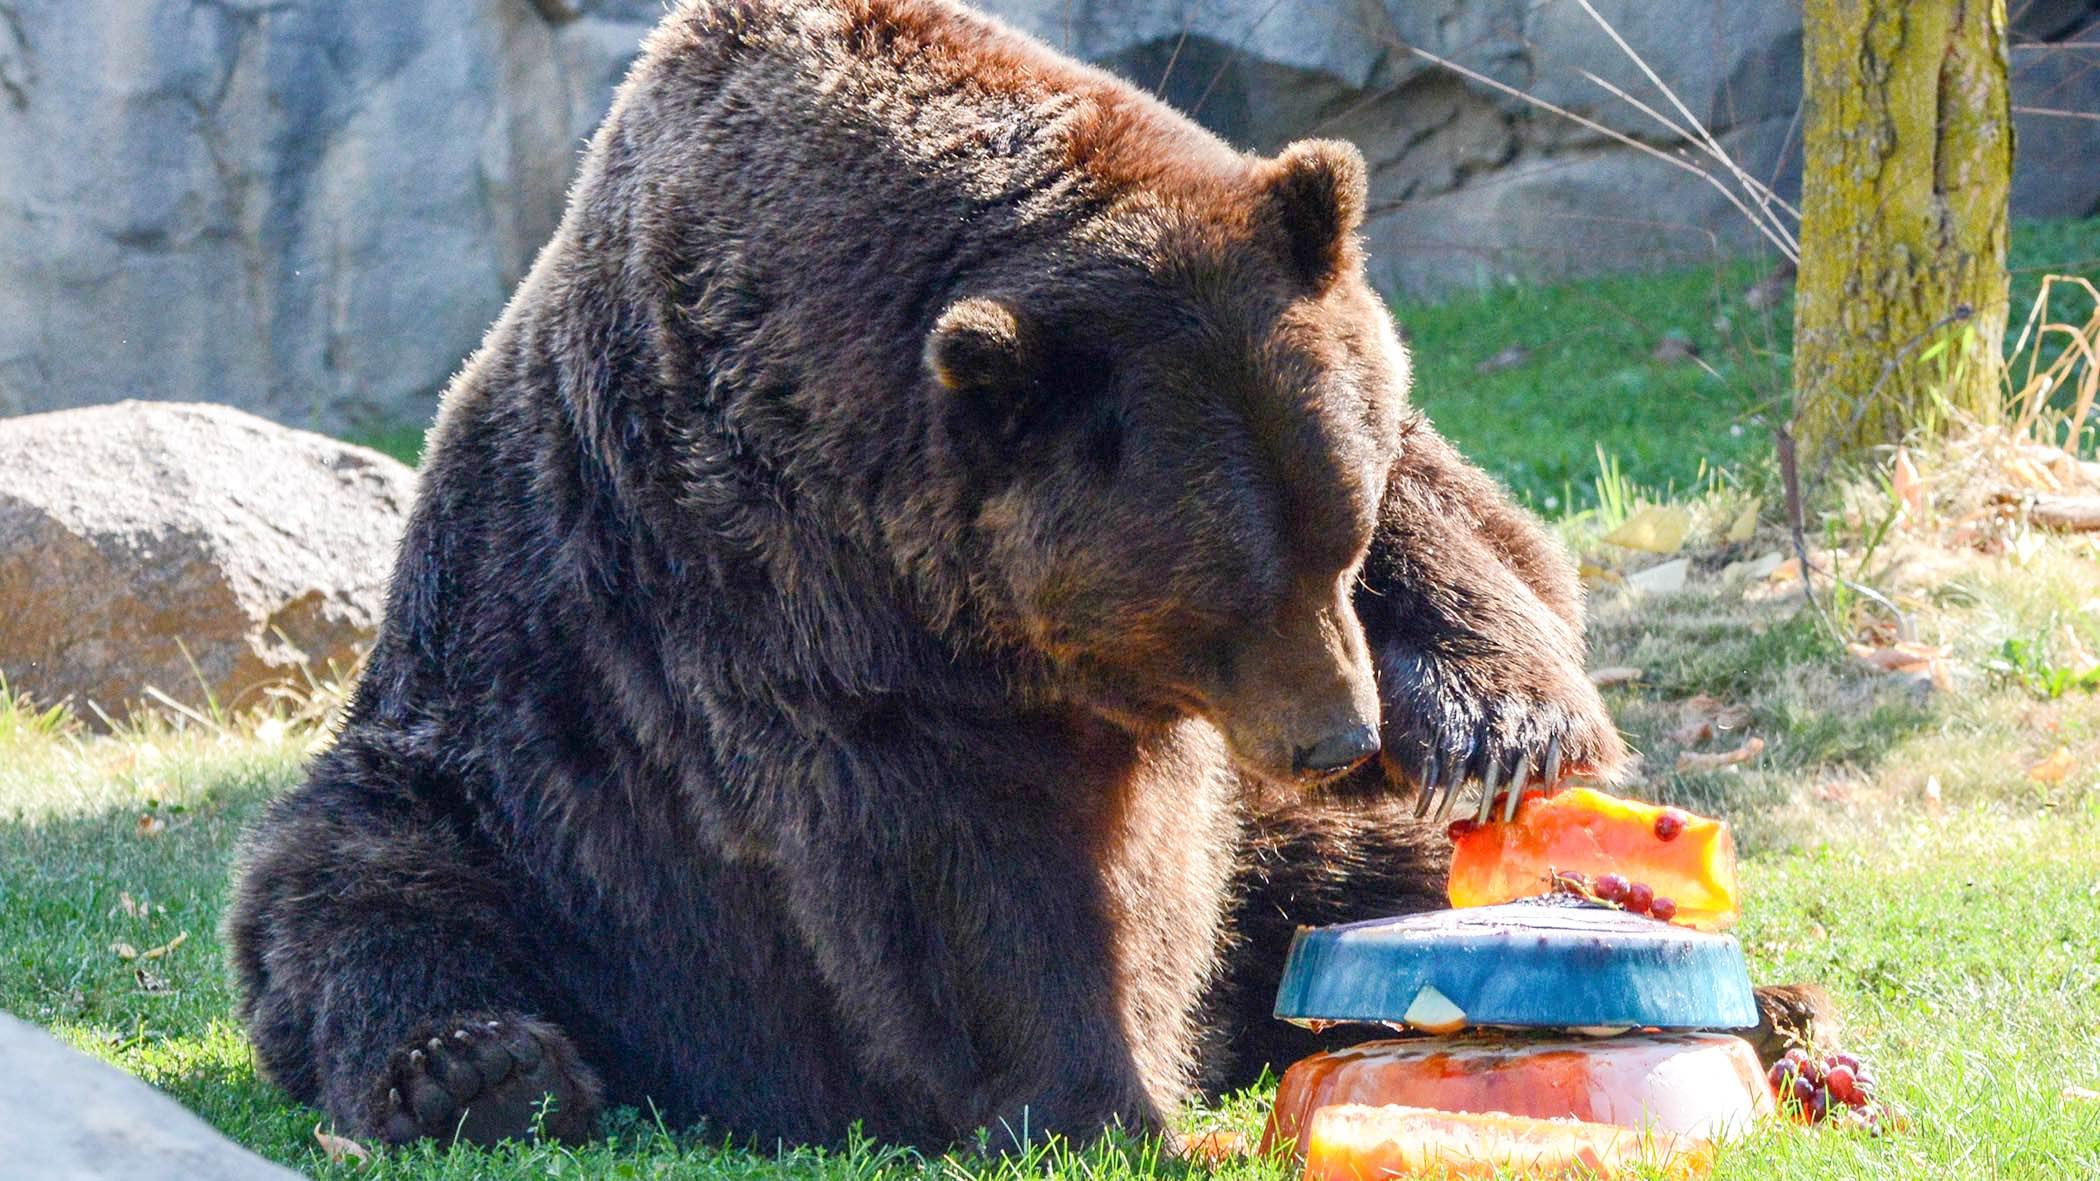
[1541,869,1681,924]
[1768,1048,1889,1130]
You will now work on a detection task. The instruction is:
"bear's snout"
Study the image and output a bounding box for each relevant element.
[1202,573,1382,786]
[1291,723,1381,777]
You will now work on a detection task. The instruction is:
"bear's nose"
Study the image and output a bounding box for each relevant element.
[1292,724,1381,779]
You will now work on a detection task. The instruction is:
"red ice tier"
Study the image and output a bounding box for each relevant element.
[1263,1032,1774,1166]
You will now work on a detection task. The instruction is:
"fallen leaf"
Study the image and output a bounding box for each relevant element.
[141,931,189,960]
[1722,550,1784,581]
[1848,641,1951,691]
[118,891,147,919]
[1577,561,1623,590]
[2029,746,2078,784]
[1768,557,1802,582]
[1651,333,1698,364]
[2004,454,2063,492]
[1670,694,1752,746]
[1675,737,1765,772]
[1624,556,1690,595]
[111,942,140,961]
[2065,1086,2100,1103]
[2063,624,2098,673]
[1475,344,1531,374]
[135,813,166,838]
[1891,447,1925,517]
[1726,500,1761,544]
[314,1124,372,1165]
[1589,666,1643,688]
[1173,1129,1249,1165]
[1603,506,1692,554]
[133,967,170,994]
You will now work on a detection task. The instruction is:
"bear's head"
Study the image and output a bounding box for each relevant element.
[923,140,1409,788]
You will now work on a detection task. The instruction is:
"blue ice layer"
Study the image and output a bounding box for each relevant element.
[1273,898,1760,1031]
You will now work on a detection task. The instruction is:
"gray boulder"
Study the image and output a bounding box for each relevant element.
[0,1011,306,1181]
[0,401,413,720]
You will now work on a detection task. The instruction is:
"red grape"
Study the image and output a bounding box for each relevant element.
[1807,1089,1829,1123]
[1653,809,1688,841]
[1832,1053,1861,1073]
[1446,819,1477,841]
[1825,1064,1859,1105]
[1624,882,1654,914]
[1594,873,1630,902]
[1648,896,1678,923]
[1791,1076,1815,1105]
[1767,1062,1789,1089]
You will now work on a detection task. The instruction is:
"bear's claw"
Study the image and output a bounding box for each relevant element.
[1371,645,1625,824]
[1409,734,1565,823]
[369,1014,601,1147]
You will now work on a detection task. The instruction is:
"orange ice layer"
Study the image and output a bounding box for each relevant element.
[1447,788,1740,931]
[1303,1103,1715,1180]
[1263,1032,1772,1163]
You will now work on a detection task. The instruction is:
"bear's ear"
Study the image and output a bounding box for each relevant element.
[1264,139,1368,291]
[926,297,1036,400]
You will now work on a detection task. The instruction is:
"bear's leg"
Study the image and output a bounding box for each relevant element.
[1356,422,1626,791]
[227,751,604,1146]
[760,785,1163,1147]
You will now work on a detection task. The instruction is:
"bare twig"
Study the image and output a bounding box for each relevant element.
[1567,0,1802,245]
[2013,105,2100,121]
[1776,427,1822,617]
[1365,36,1800,263]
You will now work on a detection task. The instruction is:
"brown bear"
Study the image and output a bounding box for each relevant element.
[226,0,1635,1150]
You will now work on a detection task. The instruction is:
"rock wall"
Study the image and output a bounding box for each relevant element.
[0,0,659,431]
[0,0,2093,429]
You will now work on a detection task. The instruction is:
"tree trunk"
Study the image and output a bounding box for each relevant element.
[1792,0,2013,467]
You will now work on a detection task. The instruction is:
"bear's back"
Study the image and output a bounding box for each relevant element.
[613,0,1260,242]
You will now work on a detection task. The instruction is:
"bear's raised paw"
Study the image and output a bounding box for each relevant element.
[369,1014,603,1147]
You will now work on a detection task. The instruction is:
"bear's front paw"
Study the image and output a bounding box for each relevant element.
[1372,642,1625,821]
[368,1014,603,1147]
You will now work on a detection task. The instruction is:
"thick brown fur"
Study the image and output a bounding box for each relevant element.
[227,0,1635,1150]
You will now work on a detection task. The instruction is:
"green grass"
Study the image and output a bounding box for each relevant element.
[1401,255,1791,510]
[348,421,431,467]
[1403,216,2100,509]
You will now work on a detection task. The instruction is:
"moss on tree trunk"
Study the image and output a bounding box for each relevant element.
[1793,0,2013,465]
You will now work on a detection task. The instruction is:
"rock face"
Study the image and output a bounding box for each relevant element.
[0,1012,307,1181]
[0,1,2094,426]
[0,0,660,431]
[0,401,413,719]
